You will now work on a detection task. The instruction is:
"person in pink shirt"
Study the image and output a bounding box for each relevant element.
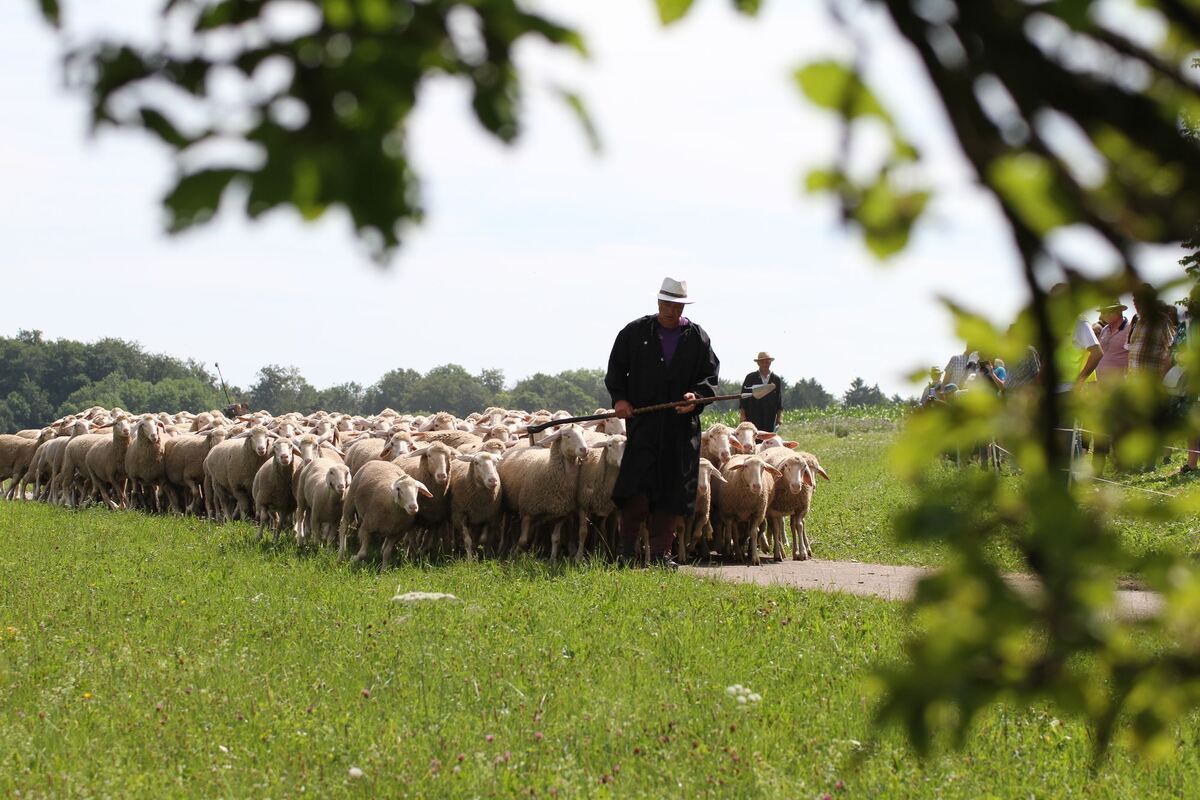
[1095,301,1131,386]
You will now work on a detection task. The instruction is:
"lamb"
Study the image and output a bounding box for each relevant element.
[124,415,169,512]
[295,458,352,547]
[394,441,456,555]
[574,434,626,562]
[203,425,272,521]
[701,423,738,467]
[682,458,726,562]
[447,451,503,560]
[44,419,92,506]
[337,459,432,569]
[59,428,113,507]
[162,427,228,514]
[252,437,302,542]
[1,428,55,500]
[713,454,782,566]
[497,424,590,560]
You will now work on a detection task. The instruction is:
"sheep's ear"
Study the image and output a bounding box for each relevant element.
[814,464,830,481]
[754,431,775,440]
[764,465,783,478]
[784,441,799,449]
[802,465,815,488]
[456,453,476,463]
[415,480,434,498]
[726,462,744,472]
[329,445,346,456]
[709,469,728,484]
[379,447,393,461]
[230,430,251,440]
[728,435,743,451]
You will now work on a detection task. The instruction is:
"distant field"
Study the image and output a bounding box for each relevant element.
[4,503,1200,797]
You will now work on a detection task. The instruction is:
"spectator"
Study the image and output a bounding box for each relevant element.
[1127,284,1174,379]
[1051,284,1102,394]
[1095,301,1131,387]
[940,345,978,390]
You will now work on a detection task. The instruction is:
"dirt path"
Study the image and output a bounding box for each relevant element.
[681,559,1164,620]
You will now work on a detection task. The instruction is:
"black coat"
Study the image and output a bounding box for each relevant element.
[740,371,783,432]
[605,315,720,516]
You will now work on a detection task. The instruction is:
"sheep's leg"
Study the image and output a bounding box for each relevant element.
[232,487,253,521]
[257,507,269,542]
[676,518,688,564]
[461,522,476,562]
[353,528,372,563]
[576,511,589,564]
[790,515,800,560]
[294,497,308,541]
[337,512,354,560]
[796,515,811,560]
[517,515,534,552]
[203,475,217,519]
[549,519,564,561]
[747,522,761,566]
[380,536,397,571]
[639,522,650,566]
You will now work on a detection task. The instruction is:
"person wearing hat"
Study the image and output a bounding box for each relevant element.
[605,277,721,568]
[1095,301,1130,386]
[739,352,783,432]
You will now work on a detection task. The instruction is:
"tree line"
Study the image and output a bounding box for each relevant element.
[0,330,898,432]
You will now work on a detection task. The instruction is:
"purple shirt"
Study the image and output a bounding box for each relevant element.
[657,318,689,366]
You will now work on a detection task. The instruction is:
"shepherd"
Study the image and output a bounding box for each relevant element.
[605,277,721,568]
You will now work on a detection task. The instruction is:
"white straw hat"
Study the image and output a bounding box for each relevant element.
[656,277,694,304]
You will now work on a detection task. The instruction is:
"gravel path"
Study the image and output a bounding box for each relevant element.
[681,559,1164,620]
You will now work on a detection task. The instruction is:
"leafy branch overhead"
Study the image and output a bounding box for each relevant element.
[57,0,587,262]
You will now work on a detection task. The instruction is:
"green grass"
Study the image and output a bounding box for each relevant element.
[4,503,1200,797]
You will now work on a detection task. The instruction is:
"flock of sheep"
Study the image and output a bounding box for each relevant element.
[0,405,828,567]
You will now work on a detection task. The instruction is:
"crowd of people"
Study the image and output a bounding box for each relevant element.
[921,283,1194,476]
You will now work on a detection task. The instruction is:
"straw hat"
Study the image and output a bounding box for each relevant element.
[754,351,774,363]
[656,277,694,304]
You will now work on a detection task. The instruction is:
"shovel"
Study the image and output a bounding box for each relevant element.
[524,383,777,434]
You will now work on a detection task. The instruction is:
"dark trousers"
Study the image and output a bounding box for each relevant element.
[618,494,680,558]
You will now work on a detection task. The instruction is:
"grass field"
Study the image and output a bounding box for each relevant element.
[5,419,1200,797]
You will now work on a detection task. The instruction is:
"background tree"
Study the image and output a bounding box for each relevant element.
[842,377,887,407]
[362,367,421,414]
[247,365,319,415]
[784,377,834,410]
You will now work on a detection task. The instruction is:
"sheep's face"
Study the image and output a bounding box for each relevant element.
[602,435,626,468]
[778,457,810,494]
[697,459,725,494]
[554,425,589,464]
[380,433,412,460]
[726,457,780,495]
[701,429,733,465]
[295,436,320,463]
[249,426,271,457]
[471,453,501,491]
[113,419,133,441]
[732,423,759,454]
[208,428,229,447]
[425,444,453,486]
[480,439,507,455]
[37,428,57,445]
[391,476,432,516]
[326,465,351,497]
[271,438,294,467]
[135,416,158,443]
[431,412,455,431]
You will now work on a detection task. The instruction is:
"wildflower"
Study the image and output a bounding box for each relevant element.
[348,766,364,779]
[430,758,441,775]
[485,734,495,743]
[361,689,371,699]
[534,731,543,742]
[81,692,92,701]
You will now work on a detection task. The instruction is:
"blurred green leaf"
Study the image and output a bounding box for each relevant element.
[553,87,602,154]
[733,0,762,14]
[794,60,889,122]
[654,0,696,25]
[138,108,192,149]
[164,169,241,233]
[988,153,1081,235]
[36,0,60,27]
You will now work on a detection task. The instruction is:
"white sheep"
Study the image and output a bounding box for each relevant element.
[0,428,55,501]
[574,434,626,562]
[394,441,456,556]
[124,415,169,512]
[203,425,272,521]
[447,451,502,560]
[295,458,352,547]
[252,437,301,542]
[337,459,432,569]
[682,457,726,562]
[497,424,590,560]
[162,427,228,514]
[713,454,782,566]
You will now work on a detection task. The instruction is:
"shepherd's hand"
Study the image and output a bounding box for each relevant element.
[614,400,634,419]
[677,392,697,414]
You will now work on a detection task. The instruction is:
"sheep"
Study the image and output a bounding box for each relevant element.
[394,441,456,555]
[162,427,228,514]
[295,458,352,547]
[413,429,483,450]
[59,428,113,507]
[203,425,272,522]
[1,428,55,501]
[80,418,137,510]
[760,449,815,561]
[44,419,92,506]
[124,415,169,512]
[21,436,61,502]
[252,437,302,542]
[344,430,413,477]
[497,424,590,560]
[713,454,782,566]
[337,460,432,569]
[701,423,738,468]
[574,434,626,562]
[683,458,726,563]
[447,451,503,560]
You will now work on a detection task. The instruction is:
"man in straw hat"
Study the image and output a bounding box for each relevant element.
[605,277,721,568]
[740,351,783,432]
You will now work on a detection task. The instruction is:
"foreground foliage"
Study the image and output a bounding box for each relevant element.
[5,502,1200,798]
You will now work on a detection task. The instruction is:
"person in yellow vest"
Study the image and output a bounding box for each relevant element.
[1051,284,1102,395]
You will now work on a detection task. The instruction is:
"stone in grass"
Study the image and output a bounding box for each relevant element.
[392,590,459,603]
[348,766,364,779]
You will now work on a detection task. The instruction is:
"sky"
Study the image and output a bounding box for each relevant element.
[1,0,1187,400]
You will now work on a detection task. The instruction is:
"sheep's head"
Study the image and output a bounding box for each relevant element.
[597,434,626,467]
[134,416,158,443]
[379,431,413,461]
[776,456,813,494]
[457,451,500,490]
[293,434,321,463]
[724,456,781,495]
[701,427,734,465]
[391,475,433,516]
[326,464,351,497]
[698,458,726,494]
[112,418,133,441]
[271,438,294,467]
[422,442,455,486]
[207,427,229,447]
[479,439,508,455]
[248,425,271,457]
[540,424,589,464]
[732,422,760,454]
